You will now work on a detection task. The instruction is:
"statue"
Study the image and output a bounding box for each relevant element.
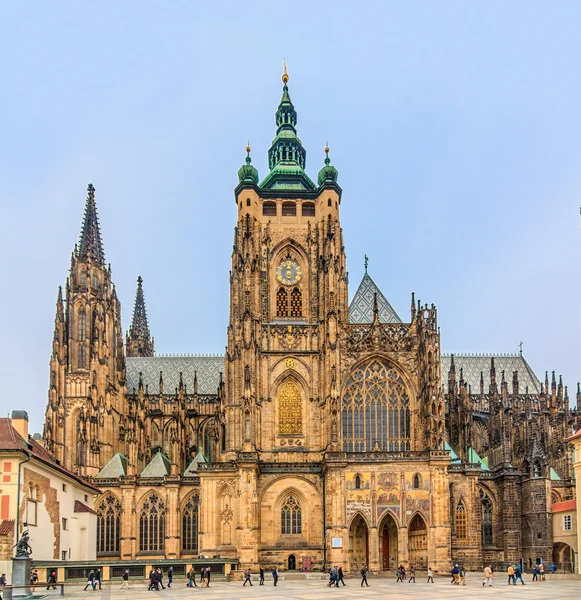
[14,529,32,558]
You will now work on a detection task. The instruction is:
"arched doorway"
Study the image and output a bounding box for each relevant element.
[553,542,575,572]
[288,554,296,570]
[349,514,369,572]
[408,513,428,568]
[379,512,398,570]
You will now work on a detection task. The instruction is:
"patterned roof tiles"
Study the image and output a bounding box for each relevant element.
[126,355,224,395]
[349,273,402,324]
[440,354,541,394]
[140,451,171,478]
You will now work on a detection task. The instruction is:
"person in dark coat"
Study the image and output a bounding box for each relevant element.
[47,570,57,590]
[338,565,346,586]
[83,570,96,591]
[272,567,279,586]
[259,566,264,585]
[95,569,102,590]
[361,565,369,587]
[167,567,173,588]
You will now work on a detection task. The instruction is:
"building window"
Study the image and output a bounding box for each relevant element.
[290,288,302,317]
[282,202,296,217]
[302,202,315,217]
[412,474,421,489]
[480,490,493,546]
[281,496,302,535]
[278,380,302,435]
[533,461,542,478]
[78,309,86,342]
[182,494,199,554]
[354,475,361,490]
[563,515,572,531]
[62,484,67,492]
[97,493,122,555]
[276,287,289,317]
[91,273,98,289]
[455,501,467,540]
[139,493,166,553]
[327,198,332,207]
[246,198,251,207]
[263,202,277,216]
[78,345,86,369]
[62,518,68,530]
[342,359,411,452]
[85,495,88,503]
[61,551,67,561]
[26,498,37,527]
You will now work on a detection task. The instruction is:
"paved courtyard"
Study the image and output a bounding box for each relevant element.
[36,576,580,600]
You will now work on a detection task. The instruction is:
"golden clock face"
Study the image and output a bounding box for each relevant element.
[276,260,302,286]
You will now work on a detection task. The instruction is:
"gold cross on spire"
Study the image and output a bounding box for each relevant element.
[282,58,289,84]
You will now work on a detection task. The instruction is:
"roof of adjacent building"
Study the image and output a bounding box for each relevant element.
[126,355,224,395]
[440,354,541,394]
[74,500,97,515]
[349,273,402,324]
[552,499,576,513]
[0,520,14,535]
[0,418,100,493]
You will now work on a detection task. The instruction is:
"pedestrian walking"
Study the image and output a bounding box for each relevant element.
[338,565,346,586]
[459,565,466,586]
[158,568,165,590]
[120,570,130,590]
[360,564,369,587]
[259,566,264,585]
[427,567,434,583]
[272,567,279,586]
[532,564,538,582]
[0,575,6,592]
[243,568,253,586]
[205,567,211,588]
[47,570,58,590]
[538,564,545,581]
[167,566,173,588]
[332,566,339,588]
[396,566,403,582]
[514,564,525,585]
[483,564,493,587]
[95,569,102,590]
[30,570,38,593]
[83,570,96,591]
[507,564,514,585]
[187,566,197,587]
[451,564,459,584]
[408,565,416,583]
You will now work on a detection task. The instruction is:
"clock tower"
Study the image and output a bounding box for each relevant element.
[198,68,346,566]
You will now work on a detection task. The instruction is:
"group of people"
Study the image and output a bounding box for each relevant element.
[83,569,102,591]
[396,564,417,582]
[186,566,212,588]
[450,564,466,585]
[242,566,279,586]
[327,565,346,587]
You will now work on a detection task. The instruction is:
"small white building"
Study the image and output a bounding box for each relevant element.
[0,411,99,580]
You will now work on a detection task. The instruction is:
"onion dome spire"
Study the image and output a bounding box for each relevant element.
[237,143,259,184]
[78,183,105,265]
[126,276,154,357]
[318,142,339,186]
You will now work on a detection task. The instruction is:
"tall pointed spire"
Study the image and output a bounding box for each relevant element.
[259,65,316,191]
[78,183,105,264]
[126,276,154,357]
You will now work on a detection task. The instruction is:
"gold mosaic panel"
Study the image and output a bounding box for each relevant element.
[278,380,302,435]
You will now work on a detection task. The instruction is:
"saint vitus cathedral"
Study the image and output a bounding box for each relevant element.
[43,69,580,574]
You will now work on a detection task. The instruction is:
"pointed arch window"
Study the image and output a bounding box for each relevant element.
[342,359,411,452]
[182,494,199,554]
[533,461,542,478]
[290,288,302,317]
[278,380,302,435]
[281,496,302,535]
[78,345,86,369]
[78,309,87,342]
[412,474,421,489]
[455,500,467,540]
[276,287,289,317]
[97,494,122,555]
[355,475,361,490]
[139,493,166,552]
[480,490,493,546]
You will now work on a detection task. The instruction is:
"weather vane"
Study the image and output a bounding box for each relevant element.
[364,254,369,274]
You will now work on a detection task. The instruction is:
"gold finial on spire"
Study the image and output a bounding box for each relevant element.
[246,139,251,154]
[282,58,289,84]
[325,140,330,154]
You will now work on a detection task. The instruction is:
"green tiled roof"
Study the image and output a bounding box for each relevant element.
[95,453,127,479]
[184,451,207,476]
[550,467,561,481]
[468,446,490,470]
[140,451,171,478]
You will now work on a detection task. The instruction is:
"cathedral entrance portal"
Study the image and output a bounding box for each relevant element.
[408,513,428,568]
[379,512,398,570]
[349,515,369,572]
[288,555,296,570]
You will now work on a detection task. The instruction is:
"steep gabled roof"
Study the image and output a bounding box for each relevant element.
[349,273,402,324]
[95,453,127,479]
[184,451,207,476]
[140,451,171,478]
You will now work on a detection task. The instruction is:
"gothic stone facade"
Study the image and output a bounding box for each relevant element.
[43,74,580,573]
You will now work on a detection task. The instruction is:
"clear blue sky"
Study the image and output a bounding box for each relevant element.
[0,2,579,434]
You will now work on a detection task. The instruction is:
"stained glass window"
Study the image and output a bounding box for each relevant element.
[78,309,86,342]
[480,490,493,546]
[182,494,199,553]
[342,359,411,452]
[455,500,467,540]
[139,493,166,552]
[97,493,122,555]
[278,381,302,435]
[281,496,302,534]
[78,345,86,369]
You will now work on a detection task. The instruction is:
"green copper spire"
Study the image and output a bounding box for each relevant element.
[260,66,316,191]
[237,143,259,184]
[317,143,339,186]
